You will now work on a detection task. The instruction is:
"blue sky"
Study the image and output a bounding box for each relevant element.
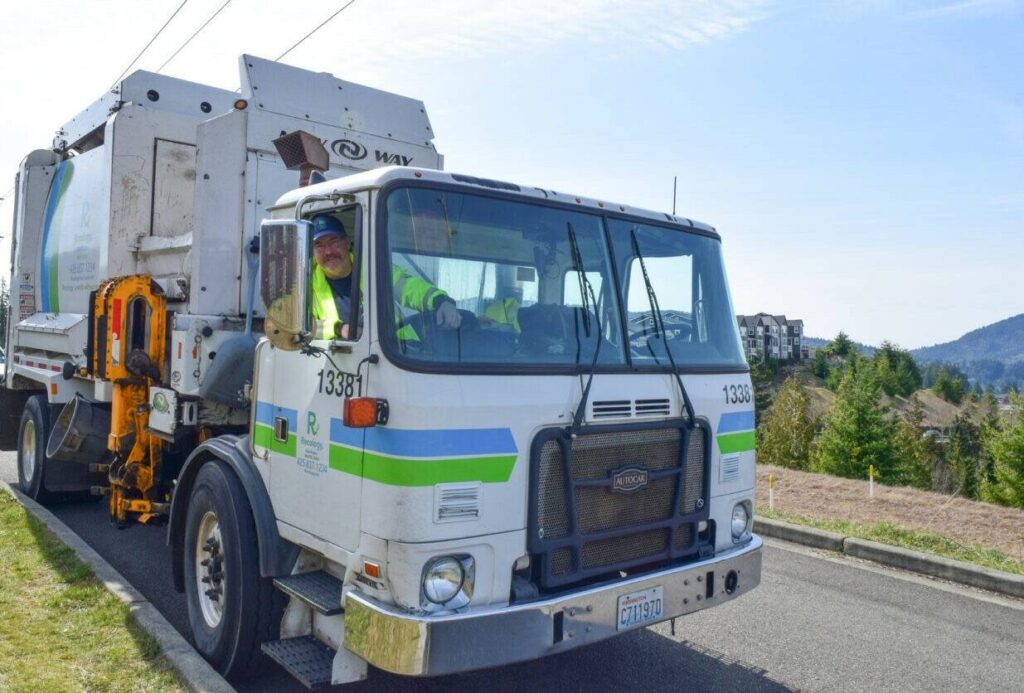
[1,0,1021,348]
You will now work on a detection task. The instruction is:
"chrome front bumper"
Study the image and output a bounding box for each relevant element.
[343,535,762,676]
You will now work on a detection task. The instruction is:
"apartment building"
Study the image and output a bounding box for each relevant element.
[737,313,804,362]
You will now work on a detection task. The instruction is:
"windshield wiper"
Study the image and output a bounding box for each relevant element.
[567,222,603,435]
[630,229,696,424]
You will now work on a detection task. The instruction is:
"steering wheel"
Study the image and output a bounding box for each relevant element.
[401,309,479,352]
[629,321,692,356]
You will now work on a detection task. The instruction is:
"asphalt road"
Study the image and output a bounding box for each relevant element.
[3,450,1023,692]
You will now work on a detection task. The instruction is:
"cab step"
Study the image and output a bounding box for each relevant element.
[261,636,335,690]
[273,570,344,615]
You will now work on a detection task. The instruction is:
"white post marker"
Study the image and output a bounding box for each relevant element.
[868,464,876,499]
[768,473,775,511]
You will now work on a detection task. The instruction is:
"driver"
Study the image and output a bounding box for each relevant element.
[310,214,461,339]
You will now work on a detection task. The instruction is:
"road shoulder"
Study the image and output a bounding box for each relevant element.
[756,516,1024,600]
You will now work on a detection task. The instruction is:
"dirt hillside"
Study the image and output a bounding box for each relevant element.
[756,464,1024,564]
[798,381,980,429]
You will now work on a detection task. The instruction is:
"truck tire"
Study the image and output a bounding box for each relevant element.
[184,460,282,680]
[17,395,52,501]
[0,388,30,451]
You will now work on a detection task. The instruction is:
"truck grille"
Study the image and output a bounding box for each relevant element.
[529,422,710,589]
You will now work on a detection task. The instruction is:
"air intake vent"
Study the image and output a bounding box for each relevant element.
[591,400,632,418]
[720,454,741,484]
[434,483,481,523]
[635,398,671,417]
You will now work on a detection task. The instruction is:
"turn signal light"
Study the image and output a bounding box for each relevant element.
[233,99,248,110]
[363,561,381,578]
[344,397,380,428]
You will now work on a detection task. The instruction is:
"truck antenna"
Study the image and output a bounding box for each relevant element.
[672,175,677,216]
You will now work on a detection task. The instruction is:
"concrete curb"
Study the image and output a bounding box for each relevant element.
[754,517,845,551]
[755,516,1024,600]
[2,483,235,693]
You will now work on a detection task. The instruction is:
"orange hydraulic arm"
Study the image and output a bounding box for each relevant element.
[91,275,168,525]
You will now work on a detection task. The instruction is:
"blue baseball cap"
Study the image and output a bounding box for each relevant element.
[311,214,347,241]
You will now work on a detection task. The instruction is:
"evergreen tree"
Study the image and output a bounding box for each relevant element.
[983,396,1024,508]
[825,350,868,393]
[812,367,897,480]
[891,395,934,489]
[827,330,854,357]
[979,397,1001,486]
[756,376,817,470]
[811,349,830,380]
[932,367,966,404]
[946,412,982,499]
[873,341,921,397]
[749,356,778,425]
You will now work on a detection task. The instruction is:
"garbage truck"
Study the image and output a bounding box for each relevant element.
[1,55,761,687]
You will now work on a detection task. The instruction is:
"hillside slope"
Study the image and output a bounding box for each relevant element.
[911,313,1024,365]
[802,384,964,428]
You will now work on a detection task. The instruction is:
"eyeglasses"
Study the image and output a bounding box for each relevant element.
[314,235,349,250]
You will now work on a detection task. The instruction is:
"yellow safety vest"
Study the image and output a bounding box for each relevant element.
[310,263,449,341]
[484,297,521,333]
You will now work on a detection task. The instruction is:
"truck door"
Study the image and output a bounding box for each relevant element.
[257,200,370,551]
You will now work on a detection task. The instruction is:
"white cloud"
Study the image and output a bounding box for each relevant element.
[287,0,772,77]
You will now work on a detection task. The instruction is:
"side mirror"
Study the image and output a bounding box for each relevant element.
[260,220,311,350]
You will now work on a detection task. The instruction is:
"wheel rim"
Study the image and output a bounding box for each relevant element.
[195,511,226,628]
[21,418,36,483]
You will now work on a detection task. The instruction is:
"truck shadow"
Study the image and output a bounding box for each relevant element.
[245,627,793,693]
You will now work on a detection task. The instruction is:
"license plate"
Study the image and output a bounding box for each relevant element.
[616,585,664,631]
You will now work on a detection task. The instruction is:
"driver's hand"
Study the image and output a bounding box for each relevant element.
[435,300,462,329]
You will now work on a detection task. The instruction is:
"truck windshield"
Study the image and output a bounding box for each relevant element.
[607,219,746,368]
[380,186,745,371]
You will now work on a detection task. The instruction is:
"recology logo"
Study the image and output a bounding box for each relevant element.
[331,139,367,161]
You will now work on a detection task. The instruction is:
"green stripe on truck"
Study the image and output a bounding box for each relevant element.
[328,445,516,486]
[717,431,756,454]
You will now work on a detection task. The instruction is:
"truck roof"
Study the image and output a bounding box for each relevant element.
[273,166,717,235]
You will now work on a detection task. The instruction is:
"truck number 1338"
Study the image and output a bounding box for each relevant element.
[722,383,752,404]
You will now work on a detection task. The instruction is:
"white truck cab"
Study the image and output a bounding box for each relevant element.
[241,164,761,683]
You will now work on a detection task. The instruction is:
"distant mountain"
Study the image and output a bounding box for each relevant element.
[911,313,1024,365]
[908,314,1024,389]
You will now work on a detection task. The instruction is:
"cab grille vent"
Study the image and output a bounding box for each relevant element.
[434,483,481,523]
[591,398,672,419]
[635,399,671,417]
[591,400,632,418]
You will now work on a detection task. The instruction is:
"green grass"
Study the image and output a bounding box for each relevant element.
[0,491,186,692]
[759,507,1024,576]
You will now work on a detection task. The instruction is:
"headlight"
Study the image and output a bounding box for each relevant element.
[422,556,464,604]
[420,554,475,610]
[731,502,751,542]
